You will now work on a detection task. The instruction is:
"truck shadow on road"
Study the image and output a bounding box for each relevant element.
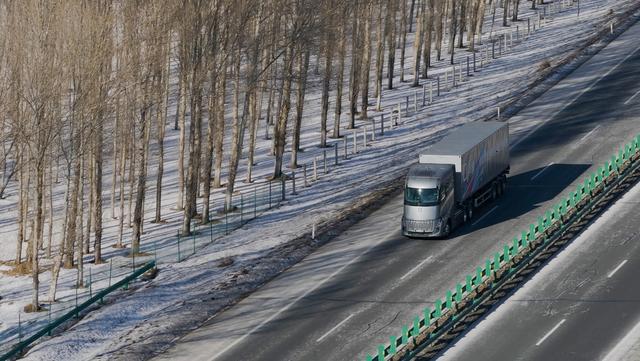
[452,163,592,236]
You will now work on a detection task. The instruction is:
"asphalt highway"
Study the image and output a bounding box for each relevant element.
[440,167,640,361]
[152,19,640,361]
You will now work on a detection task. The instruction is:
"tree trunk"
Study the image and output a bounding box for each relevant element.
[177,64,187,210]
[348,3,361,129]
[272,42,295,179]
[132,104,150,254]
[503,0,510,27]
[360,3,373,120]
[399,0,408,82]
[374,2,385,110]
[386,0,397,89]
[423,0,434,78]
[320,36,334,147]
[291,49,310,167]
[333,21,347,138]
[412,3,425,87]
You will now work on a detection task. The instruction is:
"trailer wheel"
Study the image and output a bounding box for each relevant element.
[466,205,473,221]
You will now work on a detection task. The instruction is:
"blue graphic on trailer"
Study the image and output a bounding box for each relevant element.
[463,143,488,199]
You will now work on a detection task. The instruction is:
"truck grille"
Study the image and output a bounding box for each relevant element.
[403,218,436,232]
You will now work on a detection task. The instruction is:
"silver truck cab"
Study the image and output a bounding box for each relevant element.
[402,163,455,237]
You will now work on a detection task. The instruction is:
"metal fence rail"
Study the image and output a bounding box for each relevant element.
[0,261,156,361]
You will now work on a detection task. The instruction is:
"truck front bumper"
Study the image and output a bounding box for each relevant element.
[402,217,442,238]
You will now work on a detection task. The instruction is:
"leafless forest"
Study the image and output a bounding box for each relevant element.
[0,0,531,310]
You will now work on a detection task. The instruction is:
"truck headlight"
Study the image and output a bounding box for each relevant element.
[434,218,443,233]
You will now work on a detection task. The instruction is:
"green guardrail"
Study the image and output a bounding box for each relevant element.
[366,134,640,361]
[0,261,156,361]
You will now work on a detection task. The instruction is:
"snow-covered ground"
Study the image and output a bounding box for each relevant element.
[1,0,638,359]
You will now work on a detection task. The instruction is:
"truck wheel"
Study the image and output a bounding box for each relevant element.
[442,221,451,237]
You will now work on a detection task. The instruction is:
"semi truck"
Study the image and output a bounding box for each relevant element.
[402,121,510,238]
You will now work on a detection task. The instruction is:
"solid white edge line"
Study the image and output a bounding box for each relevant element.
[535,319,566,346]
[607,259,628,278]
[210,237,387,360]
[316,314,355,342]
[580,125,600,142]
[510,43,640,150]
[400,257,431,280]
[624,89,640,105]
[471,205,499,226]
[531,162,555,181]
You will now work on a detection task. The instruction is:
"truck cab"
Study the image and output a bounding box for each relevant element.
[402,164,455,237]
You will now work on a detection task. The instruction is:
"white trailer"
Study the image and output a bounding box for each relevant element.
[403,122,510,237]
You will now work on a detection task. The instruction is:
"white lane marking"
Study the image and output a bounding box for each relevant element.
[624,89,640,105]
[211,238,387,359]
[471,205,498,226]
[607,259,628,278]
[316,314,355,342]
[580,125,600,142]
[510,43,640,150]
[535,319,566,346]
[400,257,432,280]
[531,162,555,181]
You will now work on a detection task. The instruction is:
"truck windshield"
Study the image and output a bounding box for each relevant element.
[404,187,439,207]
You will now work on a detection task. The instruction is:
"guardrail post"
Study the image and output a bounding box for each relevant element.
[413,316,420,336]
[48,304,52,336]
[402,325,409,344]
[89,268,93,299]
[18,311,22,342]
[291,171,297,196]
[353,130,358,154]
[434,299,442,317]
[75,286,79,318]
[371,119,376,141]
[363,126,368,148]
[390,335,397,353]
[108,258,113,287]
[323,150,328,173]
[177,230,181,262]
[476,266,483,285]
[455,283,463,302]
[334,143,339,165]
[424,307,431,326]
[313,157,318,181]
[191,223,196,253]
[240,194,244,224]
[378,345,385,360]
[380,114,385,136]
[485,259,492,277]
[225,203,229,235]
[253,186,258,218]
[429,82,433,103]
